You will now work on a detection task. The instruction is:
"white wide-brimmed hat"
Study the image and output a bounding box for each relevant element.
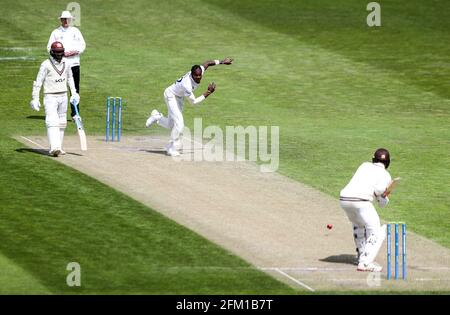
[59,11,73,19]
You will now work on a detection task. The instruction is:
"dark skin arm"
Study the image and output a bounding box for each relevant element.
[202,82,216,98]
[199,57,233,98]
[202,57,233,70]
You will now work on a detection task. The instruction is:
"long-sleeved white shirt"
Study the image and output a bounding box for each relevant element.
[166,66,206,105]
[47,26,86,67]
[32,57,76,97]
[340,162,392,202]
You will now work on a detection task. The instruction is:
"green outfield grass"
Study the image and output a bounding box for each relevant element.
[0,137,296,294]
[0,0,449,293]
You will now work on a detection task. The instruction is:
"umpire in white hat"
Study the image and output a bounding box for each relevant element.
[47,10,86,119]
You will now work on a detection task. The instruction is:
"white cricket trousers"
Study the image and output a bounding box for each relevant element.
[44,93,68,151]
[340,200,385,264]
[157,88,184,150]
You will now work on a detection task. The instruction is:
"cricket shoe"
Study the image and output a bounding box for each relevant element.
[357,262,382,272]
[173,139,183,152]
[60,149,66,155]
[49,148,61,157]
[145,110,161,127]
[166,147,181,157]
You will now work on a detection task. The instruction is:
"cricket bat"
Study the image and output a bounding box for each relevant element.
[383,177,401,197]
[72,100,87,151]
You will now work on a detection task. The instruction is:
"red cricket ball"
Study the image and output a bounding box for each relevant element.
[327,224,333,230]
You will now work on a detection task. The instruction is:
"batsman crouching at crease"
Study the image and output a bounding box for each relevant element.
[30,41,80,157]
[339,148,393,272]
[145,57,233,156]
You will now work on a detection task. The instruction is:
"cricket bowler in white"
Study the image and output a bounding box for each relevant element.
[145,57,233,156]
[339,148,392,272]
[30,41,79,157]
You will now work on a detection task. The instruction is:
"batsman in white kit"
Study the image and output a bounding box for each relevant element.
[339,148,393,272]
[145,57,233,156]
[30,41,79,157]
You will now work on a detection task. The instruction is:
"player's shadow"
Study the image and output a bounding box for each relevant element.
[16,148,48,156]
[142,149,168,155]
[15,148,83,157]
[26,115,45,120]
[26,115,74,123]
[319,254,356,265]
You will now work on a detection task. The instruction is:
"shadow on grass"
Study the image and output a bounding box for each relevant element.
[26,115,45,120]
[15,148,83,157]
[320,254,356,266]
[26,115,74,123]
[16,148,48,156]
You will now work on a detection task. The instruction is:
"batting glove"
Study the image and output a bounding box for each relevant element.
[70,93,80,105]
[30,99,41,111]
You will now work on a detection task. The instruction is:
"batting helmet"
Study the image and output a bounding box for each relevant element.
[50,41,65,62]
[372,148,390,169]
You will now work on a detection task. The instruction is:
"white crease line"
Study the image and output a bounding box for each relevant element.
[414,278,450,281]
[331,279,370,282]
[410,266,450,270]
[0,47,33,51]
[261,267,354,272]
[20,136,46,149]
[273,268,315,292]
[0,56,35,61]
[261,266,450,272]
[331,278,450,282]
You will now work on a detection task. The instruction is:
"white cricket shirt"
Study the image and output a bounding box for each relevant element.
[340,162,392,201]
[47,26,86,67]
[35,58,73,94]
[166,65,205,97]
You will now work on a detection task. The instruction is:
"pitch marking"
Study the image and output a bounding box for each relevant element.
[20,136,46,149]
[273,268,315,292]
[0,56,35,61]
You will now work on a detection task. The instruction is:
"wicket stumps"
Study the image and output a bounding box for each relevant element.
[386,222,406,280]
[106,96,122,142]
